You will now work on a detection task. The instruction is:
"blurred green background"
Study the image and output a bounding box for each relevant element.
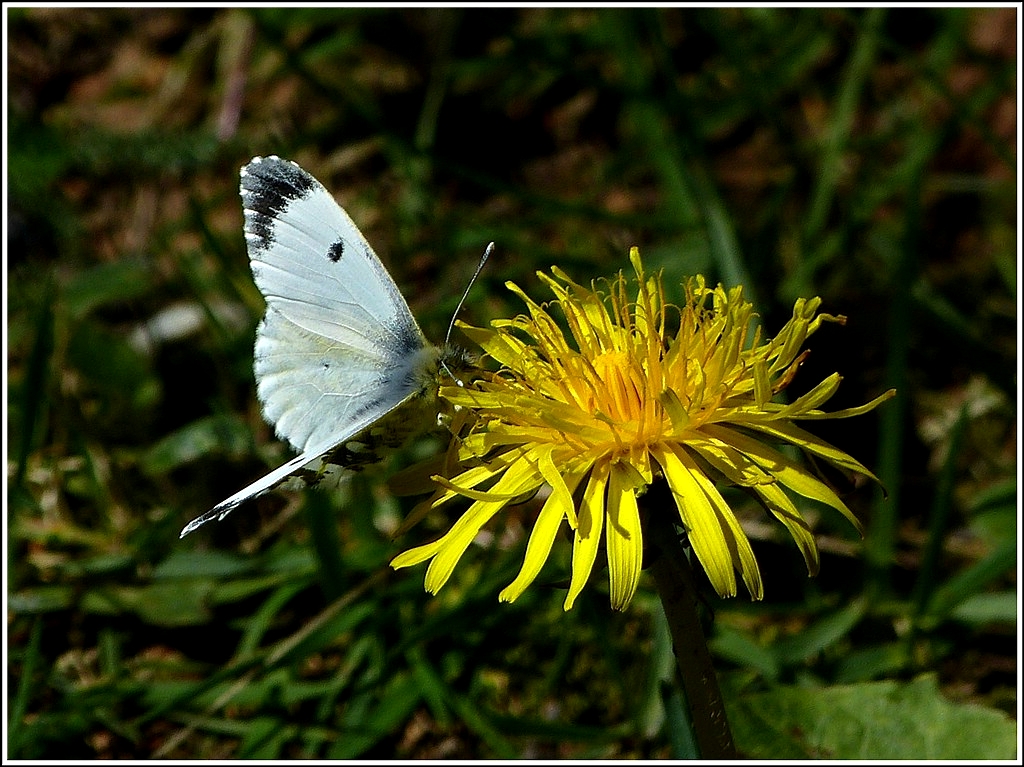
[6,7,1017,759]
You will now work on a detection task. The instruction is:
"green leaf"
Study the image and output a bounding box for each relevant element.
[64,260,155,320]
[66,320,161,412]
[7,617,43,757]
[210,572,309,605]
[725,673,1018,759]
[968,504,1017,547]
[234,582,309,659]
[8,586,76,614]
[153,549,252,579]
[238,716,290,759]
[11,273,55,488]
[81,580,215,627]
[948,591,1017,626]
[710,623,781,681]
[835,642,910,683]
[925,539,1016,624]
[56,553,135,578]
[140,414,253,476]
[444,689,519,759]
[968,476,1016,514]
[328,673,422,758]
[773,599,866,665]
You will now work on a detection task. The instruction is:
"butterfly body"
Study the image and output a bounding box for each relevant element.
[180,156,472,538]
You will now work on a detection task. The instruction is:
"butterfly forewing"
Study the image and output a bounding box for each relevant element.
[241,156,423,350]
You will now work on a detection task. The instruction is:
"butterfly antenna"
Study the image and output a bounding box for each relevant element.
[444,241,493,348]
[441,241,493,381]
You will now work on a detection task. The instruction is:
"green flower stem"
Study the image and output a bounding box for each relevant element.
[645,487,736,758]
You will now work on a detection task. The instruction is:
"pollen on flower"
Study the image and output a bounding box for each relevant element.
[390,247,895,611]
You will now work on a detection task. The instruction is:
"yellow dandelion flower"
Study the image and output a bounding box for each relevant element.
[391,248,895,611]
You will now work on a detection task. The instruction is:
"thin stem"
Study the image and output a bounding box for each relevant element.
[644,487,736,759]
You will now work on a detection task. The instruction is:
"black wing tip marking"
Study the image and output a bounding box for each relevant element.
[240,155,313,192]
[179,498,244,539]
[240,155,320,253]
[240,155,299,177]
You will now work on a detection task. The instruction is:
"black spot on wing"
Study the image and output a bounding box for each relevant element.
[240,156,318,252]
[327,239,344,262]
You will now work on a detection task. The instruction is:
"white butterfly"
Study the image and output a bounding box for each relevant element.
[181,155,483,538]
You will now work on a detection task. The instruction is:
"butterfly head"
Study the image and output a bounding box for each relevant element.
[437,343,481,388]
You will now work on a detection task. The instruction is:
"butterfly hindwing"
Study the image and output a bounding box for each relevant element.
[254,305,421,455]
[178,434,342,538]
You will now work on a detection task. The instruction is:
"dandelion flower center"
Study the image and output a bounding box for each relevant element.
[580,349,655,441]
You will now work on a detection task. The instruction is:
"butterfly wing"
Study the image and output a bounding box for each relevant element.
[178,434,342,538]
[180,156,435,537]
